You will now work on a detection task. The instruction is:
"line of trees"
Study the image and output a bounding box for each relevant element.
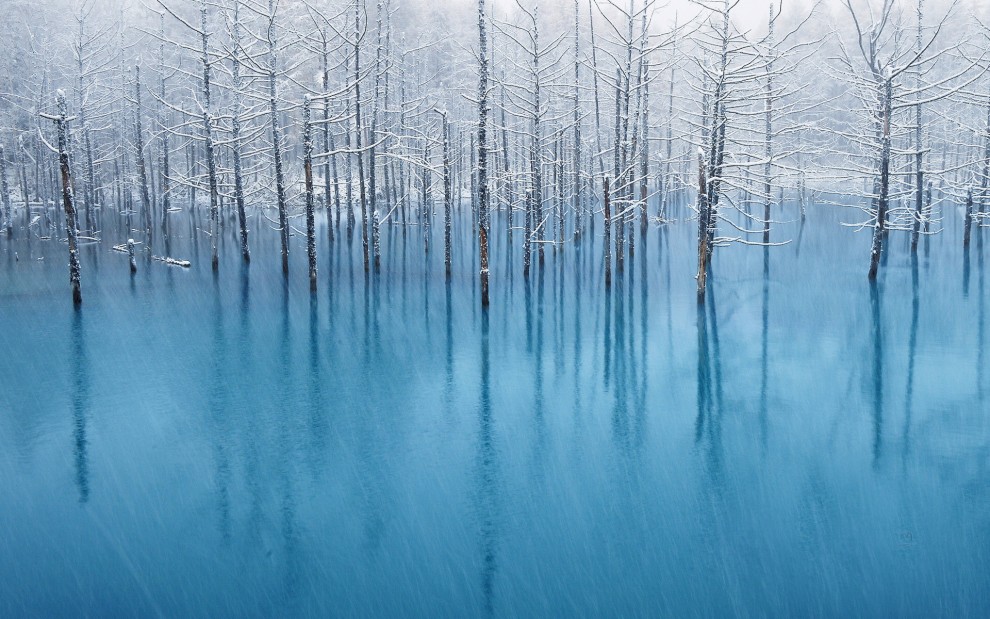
[2,0,990,305]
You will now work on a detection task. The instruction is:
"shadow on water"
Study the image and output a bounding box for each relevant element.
[963,239,971,298]
[444,278,454,422]
[903,253,919,467]
[276,276,300,606]
[695,284,723,488]
[474,308,500,618]
[307,292,328,477]
[611,275,629,448]
[870,280,884,467]
[531,267,548,479]
[572,233,583,425]
[636,235,649,450]
[70,308,90,504]
[210,274,231,542]
[978,231,986,409]
[760,246,770,453]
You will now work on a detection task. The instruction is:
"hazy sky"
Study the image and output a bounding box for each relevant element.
[416,0,989,37]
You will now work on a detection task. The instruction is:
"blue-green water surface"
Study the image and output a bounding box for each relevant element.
[1,203,989,617]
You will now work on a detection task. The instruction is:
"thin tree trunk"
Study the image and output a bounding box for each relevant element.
[232,0,249,262]
[268,0,289,274]
[48,92,83,304]
[303,97,318,291]
[354,0,370,272]
[697,148,710,302]
[442,112,452,277]
[604,176,611,288]
[0,145,10,235]
[868,76,892,281]
[134,66,152,239]
[964,188,974,249]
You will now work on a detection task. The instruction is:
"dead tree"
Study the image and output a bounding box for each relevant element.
[868,72,893,281]
[441,110,452,277]
[353,0,370,272]
[604,175,612,287]
[265,0,290,274]
[303,96,318,291]
[964,186,974,248]
[42,91,83,305]
[156,0,224,270]
[833,0,979,280]
[133,64,152,238]
[910,0,925,253]
[697,148,709,301]
[478,0,491,306]
[229,0,250,262]
[0,145,11,235]
[158,14,172,242]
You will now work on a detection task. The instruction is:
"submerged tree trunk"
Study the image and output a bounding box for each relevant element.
[18,137,30,237]
[604,176,611,288]
[979,87,990,226]
[160,123,171,241]
[370,0,385,273]
[204,109,220,271]
[344,51,355,233]
[478,0,490,307]
[158,14,170,242]
[47,91,83,305]
[134,65,152,239]
[82,127,95,232]
[321,31,335,245]
[572,0,582,240]
[354,0,370,272]
[911,0,925,253]
[231,0,249,262]
[697,148,710,302]
[198,2,220,272]
[0,145,11,235]
[442,112,452,277]
[868,75,892,281]
[763,2,774,245]
[964,188,974,249]
[303,97,318,291]
[268,0,289,275]
[127,238,137,273]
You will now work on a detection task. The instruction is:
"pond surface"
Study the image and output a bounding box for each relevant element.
[1,200,989,617]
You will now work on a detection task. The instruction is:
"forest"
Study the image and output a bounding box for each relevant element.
[2,0,989,303]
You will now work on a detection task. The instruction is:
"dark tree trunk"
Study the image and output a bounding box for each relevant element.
[48,92,83,305]
[303,97,318,291]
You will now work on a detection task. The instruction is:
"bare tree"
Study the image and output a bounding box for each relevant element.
[41,90,83,305]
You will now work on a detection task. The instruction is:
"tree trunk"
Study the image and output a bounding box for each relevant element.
[268,0,289,275]
[322,32,335,244]
[964,188,974,249]
[354,0,370,272]
[868,76,892,281]
[697,148,710,302]
[443,113,452,277]
[304,97,318,291]
[604,176,612,288]
[49,91,83,305]
[0,145,10,235]
[232,0,250,262]
[134,65,152,238]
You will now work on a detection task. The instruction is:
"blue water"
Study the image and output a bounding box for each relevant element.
[1,201,989,617]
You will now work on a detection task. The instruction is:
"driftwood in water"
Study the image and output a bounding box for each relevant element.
[152,255,191,268]
[112,242,190,268]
